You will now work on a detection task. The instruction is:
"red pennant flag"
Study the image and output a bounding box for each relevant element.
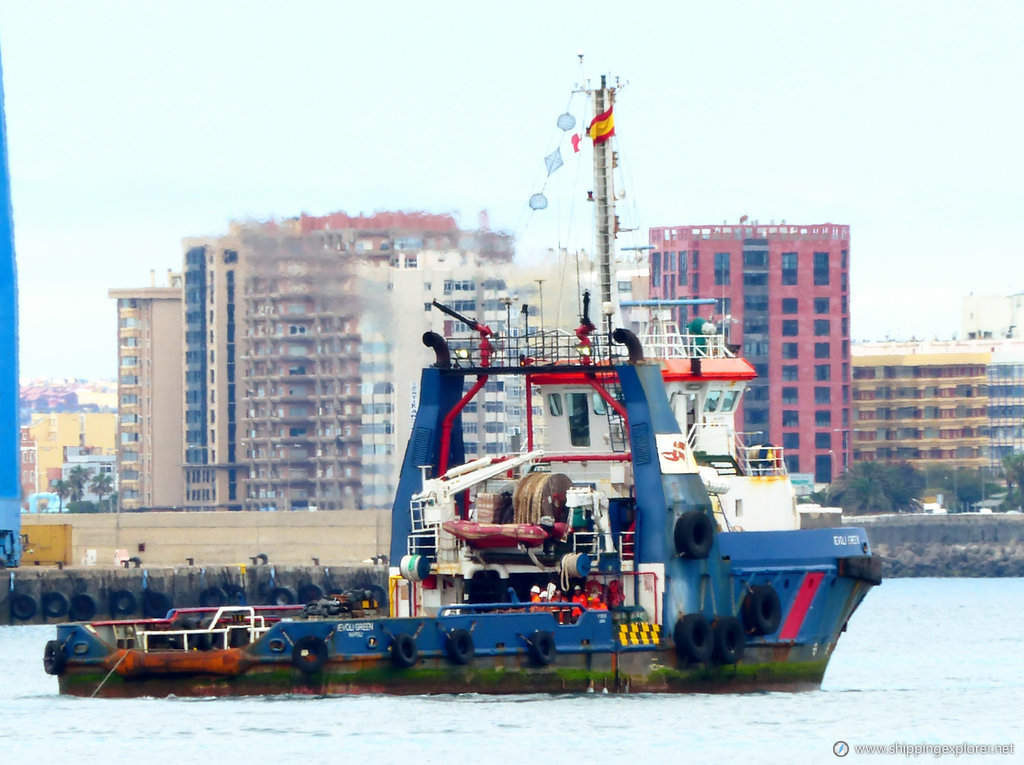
[571,133,581,153]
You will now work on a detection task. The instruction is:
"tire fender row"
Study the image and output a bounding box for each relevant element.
[672,584,783,665]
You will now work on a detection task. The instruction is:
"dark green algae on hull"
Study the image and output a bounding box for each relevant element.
[58,651,828,698]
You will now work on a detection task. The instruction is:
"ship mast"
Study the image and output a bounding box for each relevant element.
[591,75,616,314]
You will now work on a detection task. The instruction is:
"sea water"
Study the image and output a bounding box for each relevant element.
[1,578,1021,764]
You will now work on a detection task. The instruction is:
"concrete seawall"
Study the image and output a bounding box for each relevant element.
[846,513,1024,577]
[8,511,393,626]
[21,510,392,568]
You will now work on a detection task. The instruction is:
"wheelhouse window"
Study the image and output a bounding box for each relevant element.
[547,394,563,417]
[705,390,721,412]
[566,392,590,447]
[721,390,740,412]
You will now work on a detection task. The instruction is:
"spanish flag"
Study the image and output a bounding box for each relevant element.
[588,106,615,144]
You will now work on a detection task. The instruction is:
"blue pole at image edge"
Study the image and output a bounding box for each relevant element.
[0,44,23,567]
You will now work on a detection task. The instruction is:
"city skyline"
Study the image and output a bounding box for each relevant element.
[1,1,1022,379]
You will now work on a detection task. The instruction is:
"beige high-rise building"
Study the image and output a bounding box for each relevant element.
[178,212,515,512]
[108,274,184,510]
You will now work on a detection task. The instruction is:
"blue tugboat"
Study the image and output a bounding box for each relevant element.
[44,74,879,698]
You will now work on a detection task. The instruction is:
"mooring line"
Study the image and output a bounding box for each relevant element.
[91,651,129,698]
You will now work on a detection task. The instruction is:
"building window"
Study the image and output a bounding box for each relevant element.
[783,410,799,426]
[815,364,831,381]
[815,432,832,449]
[814,319,831,336]
[815,410,832,426]
[782,320,798,337]
[744,251,767,267]
[745,408,768,425]
[815,387,831,404]
[714,252,730,286]
[782,343,799,359]
[782,365,799,381]
[781,252,798,285]
[814,251,829,285]
[746,295,768,312]
[781,298,798,314]
[783,432,800,450]
[744,317,768,334]
[814,297,830,314]
[814,343,831,359]
[782,387,798,404]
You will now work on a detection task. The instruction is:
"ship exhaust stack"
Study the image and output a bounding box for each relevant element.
[422,331,451,369]
[613,328,644,363]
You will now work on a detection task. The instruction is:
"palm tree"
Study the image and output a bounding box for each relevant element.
[51,479,72,512]
[827,461,924,514]
[1002,452,1024,508]
[66,466,93,503]
[89,472,115,512]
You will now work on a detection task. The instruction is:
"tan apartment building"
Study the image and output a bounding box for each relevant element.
[108,274,184,510]
[851,340,1024,471]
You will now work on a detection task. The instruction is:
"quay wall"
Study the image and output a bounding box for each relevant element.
[846,513,1024,577]
[20,510,392,568]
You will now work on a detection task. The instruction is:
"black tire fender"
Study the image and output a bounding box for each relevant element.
[142,590,173,619]
[528,630,556,667]
[674,613,713,663]
[224,584,247,605]
[297,583,324,603]
[43,639,67,675]
[446,628,475,665]
[712,616,746,664]
[673,510,714,558]
[270,586,296,606]
[391,633,418,669]
[109,589,137,617]
[41,592,69,620]
[10,593,37,622]
[200,586,227,608]
[69,592,97,622]
[742,585,782,636]
[291,635,328,674]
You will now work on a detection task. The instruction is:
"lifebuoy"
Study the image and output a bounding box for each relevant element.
[109,589,137,617]
[673,511,713,559]
[712,616,745,664]
[298,583,324,603]
[742,585,782,636]
[446,628,475,665]
[10,593,37,622]
[143,590,173,619]
[69,593,97,622]
[391,633,418,668]
[43,639,67,675]
[41,592,69,619]
[528,630,556,667]
[270,586,296,606]
[673,613,713,663]
[291,635,328,674]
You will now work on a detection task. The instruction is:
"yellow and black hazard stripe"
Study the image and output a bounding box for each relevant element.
[617,622,661,646]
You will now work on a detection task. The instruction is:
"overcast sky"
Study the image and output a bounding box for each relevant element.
[1,1,1022,380]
